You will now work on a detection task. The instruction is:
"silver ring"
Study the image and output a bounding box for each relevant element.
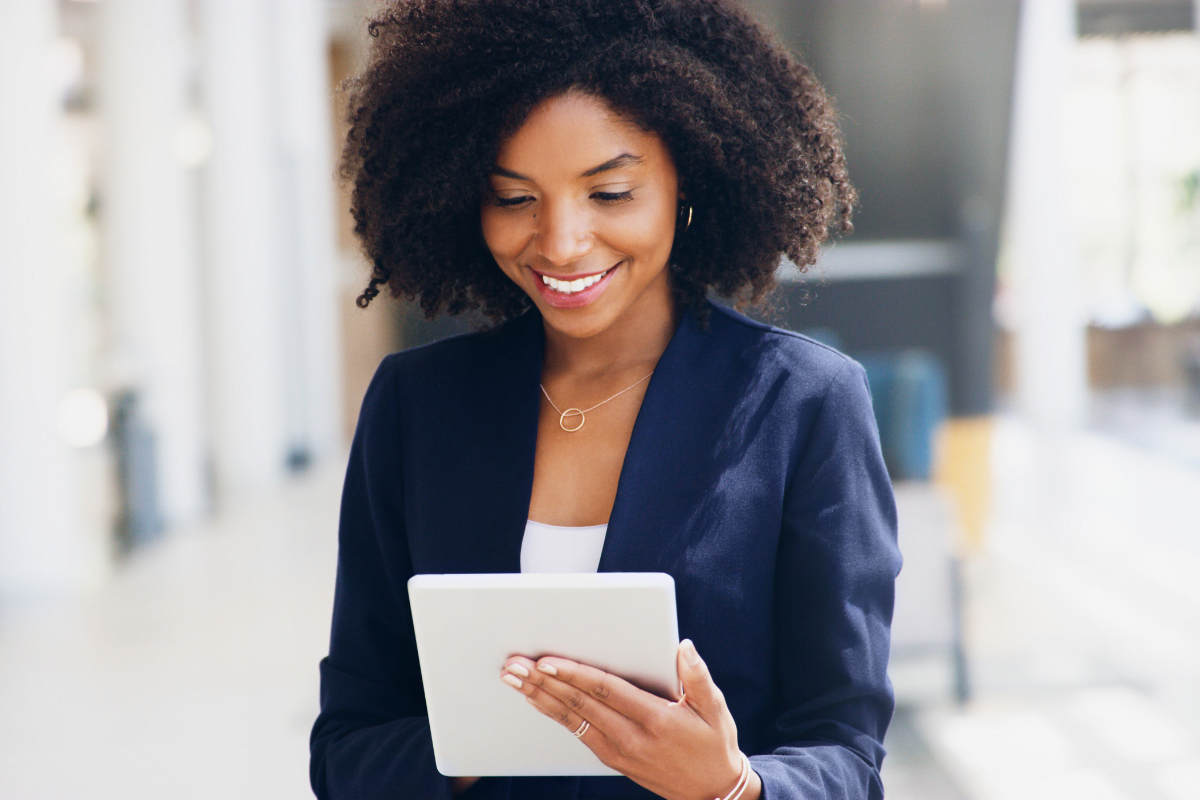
[572,719,589,738]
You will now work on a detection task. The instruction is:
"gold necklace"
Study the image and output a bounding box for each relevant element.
[540,371,653,432]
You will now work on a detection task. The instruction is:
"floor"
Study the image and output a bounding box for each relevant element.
[2,413,1199,799]
[0,470,340,800]
[895,414,1200,800]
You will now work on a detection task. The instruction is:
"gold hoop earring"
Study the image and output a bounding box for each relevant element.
[678,204,693,233]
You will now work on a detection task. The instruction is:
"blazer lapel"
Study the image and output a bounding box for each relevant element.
[600,309,707,572]
[451,304,731,575]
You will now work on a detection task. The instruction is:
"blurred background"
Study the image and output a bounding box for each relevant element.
[1,0,1198,797]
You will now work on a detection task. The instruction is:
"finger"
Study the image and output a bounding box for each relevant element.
[502,655,537,679]
[677,639,726,724]
[521,681,601,743]
[533,656,673,724]
[505,661,633,739]
[502,665,628,756]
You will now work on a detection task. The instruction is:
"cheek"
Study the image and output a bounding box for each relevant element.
[480,210,524,266]
[617,203,676,262]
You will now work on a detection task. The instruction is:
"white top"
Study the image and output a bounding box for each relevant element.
[520,519,608,573]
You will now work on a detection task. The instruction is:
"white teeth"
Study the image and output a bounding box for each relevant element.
[541,269,608,294]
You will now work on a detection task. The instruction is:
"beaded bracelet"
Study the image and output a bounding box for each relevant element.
[715,752,751,800]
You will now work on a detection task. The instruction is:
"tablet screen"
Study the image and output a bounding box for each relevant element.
[408,572,679,776]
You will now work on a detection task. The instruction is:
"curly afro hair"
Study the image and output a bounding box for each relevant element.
[343,0,855,321]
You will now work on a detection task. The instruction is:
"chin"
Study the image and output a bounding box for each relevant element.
[545,317,612,341]
[538,305,616,340]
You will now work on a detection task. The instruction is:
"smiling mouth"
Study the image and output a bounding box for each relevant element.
[539,269,609,295]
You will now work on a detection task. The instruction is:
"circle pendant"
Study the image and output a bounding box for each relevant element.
[559,408,585,432]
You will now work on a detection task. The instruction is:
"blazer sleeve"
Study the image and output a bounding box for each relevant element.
[752,359,901,800]
[309,356,454,800]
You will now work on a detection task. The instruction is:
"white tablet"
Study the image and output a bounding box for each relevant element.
[407,572,680,777]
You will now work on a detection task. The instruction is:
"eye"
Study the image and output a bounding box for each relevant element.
[492,195,534,209]
[591,190,634,205]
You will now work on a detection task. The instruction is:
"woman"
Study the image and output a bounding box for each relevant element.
[310,1,900,799]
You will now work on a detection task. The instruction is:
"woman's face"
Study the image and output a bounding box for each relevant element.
[481,92,681,341]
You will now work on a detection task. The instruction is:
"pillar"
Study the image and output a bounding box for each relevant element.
[274,0,343,465]
[98,0,209,527]
[1003,0,1088,524]
[0,0,83,595]
[1006,0,1088,432]
[198,0,291,498]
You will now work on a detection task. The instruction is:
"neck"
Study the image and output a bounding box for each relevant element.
[541,293,680,379]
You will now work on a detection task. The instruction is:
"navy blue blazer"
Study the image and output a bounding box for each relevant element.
[310,302,901,800]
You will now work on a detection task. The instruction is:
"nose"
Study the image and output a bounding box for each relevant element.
[534,199,593,267]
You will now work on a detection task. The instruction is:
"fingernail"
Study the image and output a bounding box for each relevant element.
[682,639,701,666]
[536,662,558,676]
[501,673,523,689]
[506,663,530,678]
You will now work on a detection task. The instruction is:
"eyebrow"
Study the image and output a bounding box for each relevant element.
[489,153,644,182]
[580,153,643,177]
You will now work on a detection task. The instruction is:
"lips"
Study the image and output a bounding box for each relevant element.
[531,263,619,309]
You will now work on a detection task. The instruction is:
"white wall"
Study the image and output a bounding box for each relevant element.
[0,0,344,598]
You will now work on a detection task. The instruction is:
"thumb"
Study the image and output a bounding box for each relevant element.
[677,639,724,722]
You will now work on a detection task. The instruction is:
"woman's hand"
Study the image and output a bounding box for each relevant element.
[500,640,762,800]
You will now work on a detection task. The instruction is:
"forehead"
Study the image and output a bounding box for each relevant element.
[494,92,673,177]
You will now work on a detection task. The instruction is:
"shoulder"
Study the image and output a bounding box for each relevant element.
[355,310,539,436]
[369,309,540,398]
[380,311,535,380]
[702,301,863,389]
